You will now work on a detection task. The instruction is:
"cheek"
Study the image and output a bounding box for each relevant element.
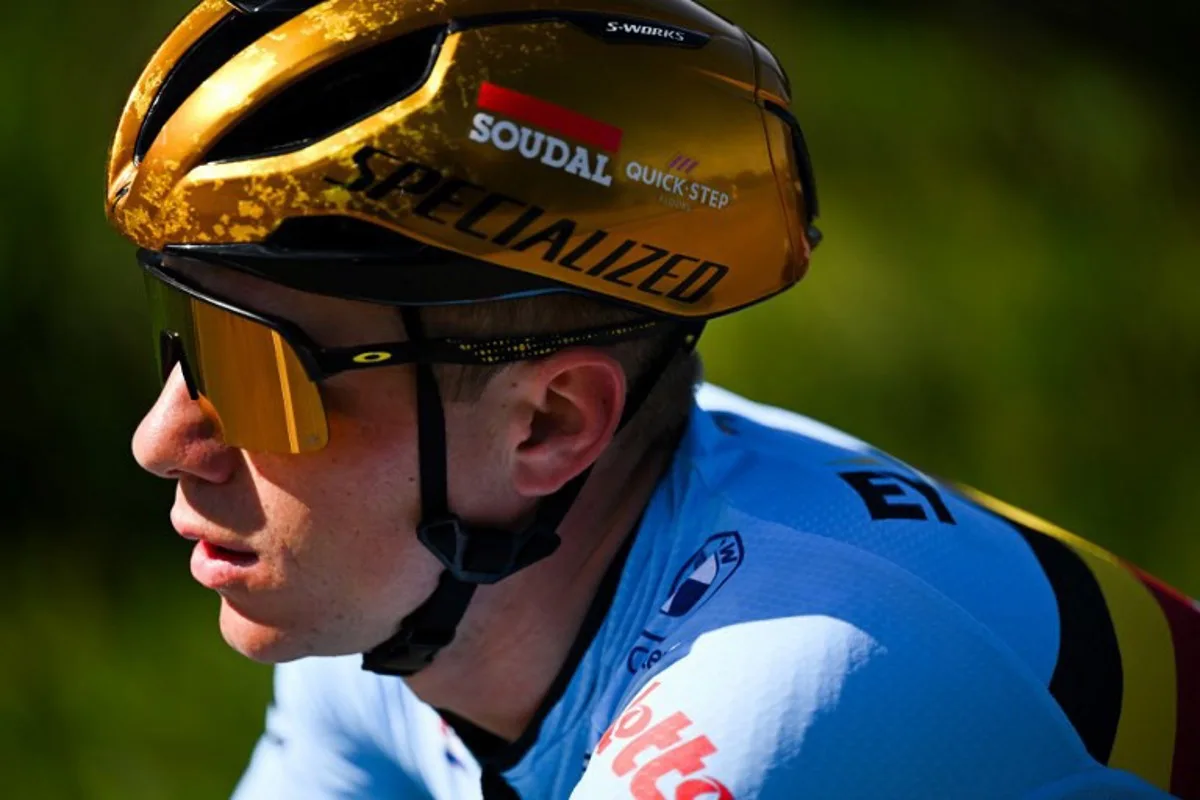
[245,399,425,588]
[252,374,420,521]
[442,401,519,522]
[230,453,439,658]
[257,441,422,577]
[218,370,457,658]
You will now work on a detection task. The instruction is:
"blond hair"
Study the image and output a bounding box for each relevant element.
[421,293,701,451]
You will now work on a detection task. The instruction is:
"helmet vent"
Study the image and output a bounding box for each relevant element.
[229,1,326,12]
[263,215,460,261]
[202,25,448,165]
[134,9,299,163]
[166,216,566,305]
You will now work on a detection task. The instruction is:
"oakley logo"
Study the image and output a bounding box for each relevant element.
[352,351,393,364]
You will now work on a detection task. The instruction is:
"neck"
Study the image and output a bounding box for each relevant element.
[403,434,674,741]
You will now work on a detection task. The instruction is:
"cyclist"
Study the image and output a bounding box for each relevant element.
[108,0,1198,797]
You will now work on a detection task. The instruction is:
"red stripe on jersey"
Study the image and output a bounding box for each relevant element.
[1138,570,1200,799]
[477,82,624,153]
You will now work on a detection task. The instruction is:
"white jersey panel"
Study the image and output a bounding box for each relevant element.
[233,655,481,800]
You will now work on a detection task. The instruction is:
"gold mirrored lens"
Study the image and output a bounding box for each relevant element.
[143,272,328,453]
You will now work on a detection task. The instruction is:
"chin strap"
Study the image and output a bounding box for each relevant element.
[363,310,704,676]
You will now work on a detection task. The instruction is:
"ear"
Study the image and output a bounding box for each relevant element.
[510,348,626,498]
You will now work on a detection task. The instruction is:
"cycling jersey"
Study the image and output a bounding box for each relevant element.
[233,384,1199,799]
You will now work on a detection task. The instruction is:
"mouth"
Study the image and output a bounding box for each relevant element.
[175,522,261,590]
[199,539,258,565]
[189,538,261,590]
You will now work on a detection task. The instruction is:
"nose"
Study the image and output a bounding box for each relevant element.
[133,364,239,483]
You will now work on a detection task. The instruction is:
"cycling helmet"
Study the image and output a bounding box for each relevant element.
[108,0,820,674]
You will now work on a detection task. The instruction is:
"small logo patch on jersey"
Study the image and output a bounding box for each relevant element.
[661,532,743,618]
[439,719,469,771]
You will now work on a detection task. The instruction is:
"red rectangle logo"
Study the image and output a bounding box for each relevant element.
[477,82,624,153]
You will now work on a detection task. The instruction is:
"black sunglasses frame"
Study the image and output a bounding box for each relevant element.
[138,249,674,383]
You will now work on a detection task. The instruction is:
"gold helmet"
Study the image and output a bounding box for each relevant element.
[109,0,822,676]
[107,0,819,320]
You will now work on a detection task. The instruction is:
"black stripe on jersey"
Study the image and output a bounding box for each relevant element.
[1005,519,1124,764]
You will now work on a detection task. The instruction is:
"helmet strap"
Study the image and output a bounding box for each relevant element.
[363,310,704,676]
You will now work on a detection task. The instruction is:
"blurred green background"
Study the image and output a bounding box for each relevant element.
[1,0,1196,796]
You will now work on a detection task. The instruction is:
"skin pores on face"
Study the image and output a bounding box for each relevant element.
[208,367,441,663]
[133,264,522,663]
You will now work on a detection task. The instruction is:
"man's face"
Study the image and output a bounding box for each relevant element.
[132,262,514,663]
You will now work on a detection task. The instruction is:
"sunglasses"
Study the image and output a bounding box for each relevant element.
[139,249,669,454]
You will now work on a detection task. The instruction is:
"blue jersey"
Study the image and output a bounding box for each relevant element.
[233,385,1197,799]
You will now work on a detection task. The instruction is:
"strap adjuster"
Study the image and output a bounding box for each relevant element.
[418,515,560,585]
[361,618,456,676]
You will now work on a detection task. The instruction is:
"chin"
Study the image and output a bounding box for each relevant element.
[217,595,319,663]
[216,595,386,662]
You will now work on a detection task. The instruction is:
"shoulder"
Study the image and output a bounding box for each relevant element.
[695,383,875,454]
[235,656,479,800]
[233,656,421,798]
[614,387,1192,798]
[675,384,1061,681]
[263,654,451,771]
[691,384,1006,538]
[578,574,1093,799]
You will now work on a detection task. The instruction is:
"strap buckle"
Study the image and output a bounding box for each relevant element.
[361,617,457,676]
[418,515,560,585]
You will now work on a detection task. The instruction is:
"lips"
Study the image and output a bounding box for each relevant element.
[200,538,257,562]
[190,538,260,590]
[172,512,260,590]
[176,526,257,558]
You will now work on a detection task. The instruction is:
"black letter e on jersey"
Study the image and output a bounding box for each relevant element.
[839,471,956,524]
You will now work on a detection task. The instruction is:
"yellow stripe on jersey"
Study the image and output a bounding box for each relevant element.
[959,487,1178,789]
[1070,545,1176,790]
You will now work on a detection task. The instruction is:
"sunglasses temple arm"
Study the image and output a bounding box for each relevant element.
[159,331,201,400]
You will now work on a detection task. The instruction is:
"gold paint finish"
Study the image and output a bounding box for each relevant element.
[107,0,230,207]
[109,0,817,319]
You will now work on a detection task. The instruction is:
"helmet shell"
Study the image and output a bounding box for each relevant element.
[108,0,818,319]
